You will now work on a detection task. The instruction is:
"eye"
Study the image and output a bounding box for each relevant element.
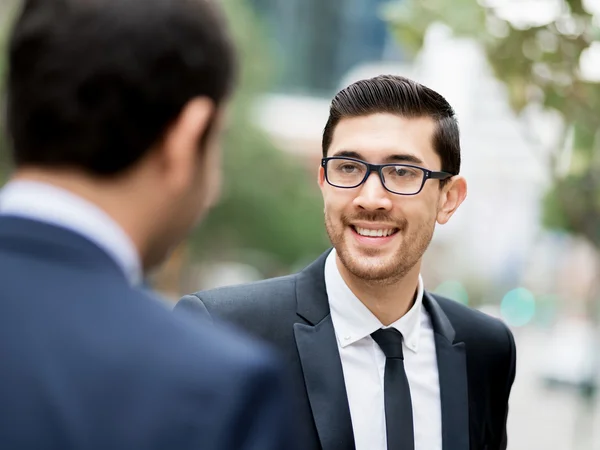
[394,167,417,177]
[332,161,365,174]
[385,166,420,179]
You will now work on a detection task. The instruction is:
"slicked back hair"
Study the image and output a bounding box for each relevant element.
[322,75,461,176]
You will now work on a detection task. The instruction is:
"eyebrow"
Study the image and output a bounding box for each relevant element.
[332,149,424,165]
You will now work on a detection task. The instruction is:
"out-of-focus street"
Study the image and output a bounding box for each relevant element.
[509,326,599,450]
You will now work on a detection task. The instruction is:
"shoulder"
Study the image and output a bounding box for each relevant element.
[176,274,298,318]
[429,293,516,363]
[127,290,289,442]
[174,274,306,350]
[431,293,513,340]
[199,274,297,303]
[125,289,283,390]
[429,293,516,397]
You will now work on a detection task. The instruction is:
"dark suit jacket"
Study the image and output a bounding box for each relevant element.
[176,249,517,450]
[0,216,292,450]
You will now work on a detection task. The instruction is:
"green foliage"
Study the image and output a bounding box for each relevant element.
[0,1,16,181]
[385,0,600,248]
[188,0,328,273]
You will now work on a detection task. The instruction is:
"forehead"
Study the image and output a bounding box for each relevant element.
[328,113,440,168]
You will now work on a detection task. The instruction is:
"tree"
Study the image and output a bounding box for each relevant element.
[384,0,600,250]
[0,0,17,181]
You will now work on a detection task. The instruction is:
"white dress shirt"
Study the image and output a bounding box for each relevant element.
[0,180,142,285]
[325,249,442,450]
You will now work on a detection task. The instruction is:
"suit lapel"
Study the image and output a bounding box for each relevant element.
[294,251,355,450]
[424,292,470,450]
[294,317,355,450]
[293,252,470,450]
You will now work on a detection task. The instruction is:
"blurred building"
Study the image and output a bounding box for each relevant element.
[248,0,402,94]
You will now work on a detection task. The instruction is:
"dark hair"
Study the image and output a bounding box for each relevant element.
[322,75,461,175]
[6,0,236,175]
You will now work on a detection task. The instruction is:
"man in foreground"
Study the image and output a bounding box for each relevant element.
[0,0,293,448]
[176,75,517,450]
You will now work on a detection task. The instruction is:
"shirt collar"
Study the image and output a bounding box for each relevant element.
[0,180,143,285]
[325,248,424,354]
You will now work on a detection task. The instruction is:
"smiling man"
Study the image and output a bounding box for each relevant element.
[176,75,517,450]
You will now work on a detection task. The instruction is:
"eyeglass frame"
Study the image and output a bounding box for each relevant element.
[321,156,454,196]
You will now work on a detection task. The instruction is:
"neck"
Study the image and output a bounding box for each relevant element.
[336,254,421,326]
[11,168,149,260]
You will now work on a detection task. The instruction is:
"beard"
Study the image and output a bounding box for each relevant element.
[325,209,435,284]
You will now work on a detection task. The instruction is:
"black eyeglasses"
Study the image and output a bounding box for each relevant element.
[321,157,453,195]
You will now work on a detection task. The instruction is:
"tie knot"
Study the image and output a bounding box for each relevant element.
[371,328,404,359]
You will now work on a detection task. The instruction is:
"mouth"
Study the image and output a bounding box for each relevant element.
[348,225,400,247]
[352,226,399,238]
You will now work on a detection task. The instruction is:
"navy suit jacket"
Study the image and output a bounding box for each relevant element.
[175,249,517,450]
[0,216,292,450]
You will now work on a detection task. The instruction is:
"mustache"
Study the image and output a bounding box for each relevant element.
[341,212,408,231]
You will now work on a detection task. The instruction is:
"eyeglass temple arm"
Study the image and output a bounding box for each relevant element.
[429,170,453,180]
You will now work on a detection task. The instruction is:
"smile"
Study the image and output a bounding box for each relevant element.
[352,226,399,238]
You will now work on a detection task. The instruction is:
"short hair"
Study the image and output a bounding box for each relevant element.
[6,0,236,175]
[322,75,461,175]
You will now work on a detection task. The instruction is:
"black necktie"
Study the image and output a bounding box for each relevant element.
[371,328,415,450]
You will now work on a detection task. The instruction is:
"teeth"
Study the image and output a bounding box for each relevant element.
[355,227,396,237]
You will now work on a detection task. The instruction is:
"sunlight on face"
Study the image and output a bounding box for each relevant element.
[319,113,446,283]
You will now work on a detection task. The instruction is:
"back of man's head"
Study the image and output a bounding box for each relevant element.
[6,0,235,174]
[4,0,236,270]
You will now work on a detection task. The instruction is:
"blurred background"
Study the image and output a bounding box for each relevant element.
[2,0,600,448]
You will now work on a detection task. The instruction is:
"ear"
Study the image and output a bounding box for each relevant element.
[436,175,467,225]
[318,164,326,189]
[159,97,214,192]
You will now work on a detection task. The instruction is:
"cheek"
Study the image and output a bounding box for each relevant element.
[324,192,355,222]
[201,143,223,206]
[395,197,436,227]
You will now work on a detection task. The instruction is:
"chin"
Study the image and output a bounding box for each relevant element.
[338,245,403,282]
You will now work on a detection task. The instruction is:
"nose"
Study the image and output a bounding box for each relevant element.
[353,171,393,211]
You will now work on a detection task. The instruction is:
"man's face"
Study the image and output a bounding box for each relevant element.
[319,113,462,283]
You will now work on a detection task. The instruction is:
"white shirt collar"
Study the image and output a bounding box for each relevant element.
[325,248,424,353]
[0,180,142,285]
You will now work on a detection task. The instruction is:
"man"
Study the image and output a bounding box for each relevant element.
[0,0,293,449]
[176,75,517,450]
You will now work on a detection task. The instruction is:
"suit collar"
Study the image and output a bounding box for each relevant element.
[0,216,129,284]
[295,248,332,325]
[423,291,456,343]
[296,249,450,334]
[0,180,142,285]
[424,292,470,449]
